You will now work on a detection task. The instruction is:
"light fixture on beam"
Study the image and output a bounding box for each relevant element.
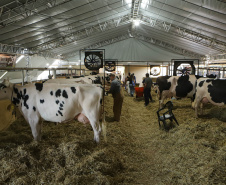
[16,55,24,64]
[141,0,150,9]
[0,71,7,79]
[133,19,140,26]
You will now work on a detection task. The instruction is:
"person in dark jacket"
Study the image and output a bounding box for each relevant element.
[107,73,124,122]
[128,73,135,97]
[143,73,153,106]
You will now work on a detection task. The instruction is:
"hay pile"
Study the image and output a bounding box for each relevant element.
[0,90,225,184]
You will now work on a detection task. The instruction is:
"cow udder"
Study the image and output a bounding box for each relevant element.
[75,113,90,124]
[201,97,209,104]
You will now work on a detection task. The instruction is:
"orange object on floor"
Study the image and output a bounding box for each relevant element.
[135,87,144,98]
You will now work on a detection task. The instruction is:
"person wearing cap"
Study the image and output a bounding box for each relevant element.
[143,73,153,106]
[107,73,124,122]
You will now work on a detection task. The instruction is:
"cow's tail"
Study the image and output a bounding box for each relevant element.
[100,87,107,142]
[101,111,107,142]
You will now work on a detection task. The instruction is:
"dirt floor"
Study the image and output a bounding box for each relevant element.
[0,90,226,184]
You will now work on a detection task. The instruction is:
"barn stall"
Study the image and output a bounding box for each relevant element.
[0,0,226,184]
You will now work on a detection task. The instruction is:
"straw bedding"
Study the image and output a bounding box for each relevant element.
[0,90,225,184]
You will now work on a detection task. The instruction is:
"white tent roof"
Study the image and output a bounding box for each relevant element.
[103,38,191,64]
[0,0,225,64]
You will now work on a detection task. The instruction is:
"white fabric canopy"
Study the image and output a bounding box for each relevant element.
[68,38,193,65]
[103,38,192,63]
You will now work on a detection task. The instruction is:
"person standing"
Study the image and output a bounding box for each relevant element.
[125,73,130,90]
[143,73,153,106]
[129,73,135,97]
[107,73,124,122]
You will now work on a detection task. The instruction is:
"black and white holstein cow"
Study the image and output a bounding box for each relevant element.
[0,80,104,143]
[192,78,226,117]
[156,75,202,108]
[46,75,110,85]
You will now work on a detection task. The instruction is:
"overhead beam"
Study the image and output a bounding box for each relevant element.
[0,0,72,27]
[31,14,132,52]
[140,15,226,53]
[62,34,131,59]
[133,33,205,60]
[0,42,60,59]
[62,32,205,60]
[209,53,226,61]
[0,43,27,55]
[132,0,141,19]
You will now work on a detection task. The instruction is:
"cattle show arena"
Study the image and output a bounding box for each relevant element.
[0,0,226,184]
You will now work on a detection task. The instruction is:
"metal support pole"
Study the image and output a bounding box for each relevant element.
[53,69,56,79]
[197,60,200,76]
[25,55,30,82]
[170,63,172,76]
[79,50,82,76]
[168,62,170,76]
[103,50,105,124]
[22,70,24,85]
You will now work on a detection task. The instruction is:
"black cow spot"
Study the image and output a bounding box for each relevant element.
[13,87,19,94]
[71,87,76,94]
[208,80,226,104]
[40,99,45,104]
[33,106,36,111]
[198,80,205,87]
[50,91,53,96]
[12,97,20,105]
[60,103,63,107]
[56,113,58,116]
[94,76,101,84]
[206,79,213,83]
[62,101,65,104]
[207,74,217,78]
[56,100,59,104]
[62,90,68,98]
[156,76,171,99]
[100,98,102,104]
[175,76,193,98]
[0,84,6,89]
[55,89,61,97]
[35,83,43,92]
[59,107,63,110]
[195,75,203,79]
[58,110,63,116]
[24,95,29,109]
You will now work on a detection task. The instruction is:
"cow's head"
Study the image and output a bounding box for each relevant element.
[0,79,13,100]
[93,76,102,84]
[102,76,110,84]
